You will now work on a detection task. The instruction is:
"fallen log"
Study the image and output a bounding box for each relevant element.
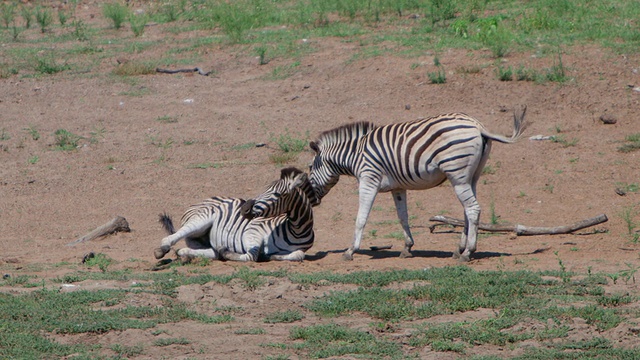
[66,216,131,246]
[429,214,608,236]
[156,67,211,76]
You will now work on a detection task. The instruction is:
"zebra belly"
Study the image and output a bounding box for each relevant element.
[377,170,447,192]
[208,209,251,253]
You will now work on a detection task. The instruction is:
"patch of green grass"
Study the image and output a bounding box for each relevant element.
[129,13,148,37]
[20,5,32,29]
[153,337,190,347]
[156,115,178,124]
[83,253,114,273]
[264,310,305,324]
[235,327,266,335]
[0,128,10,141]
[618,133,640,153]
[231,142,257,151]
[35,6,52,33]
[428,66,446,84]
[53,129,82,151]
[290,323,402,358]
[103,2,129,30]
[28,155,39,165]
[110,344,144,358]
[496,64,513,81]
[113,61,157,76]
[550,134,579,147]
[35,57,71,75]
[24,125,40,141]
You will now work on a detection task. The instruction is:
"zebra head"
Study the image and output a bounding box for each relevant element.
[242,167,311,219]
[308,140,340,202]
[308,121,376,201]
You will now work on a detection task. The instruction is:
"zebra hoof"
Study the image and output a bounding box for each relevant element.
[457,254,471,263]
[154,246,170,259]
[342,252,354,261]
[399,250,413,258]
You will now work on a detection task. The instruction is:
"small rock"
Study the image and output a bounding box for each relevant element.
[615,188,627,196]
[405,104,411,110]
[599,113,617,124]
[2,274,10,279]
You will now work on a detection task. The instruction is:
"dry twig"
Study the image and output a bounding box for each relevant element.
[429,214,608,236]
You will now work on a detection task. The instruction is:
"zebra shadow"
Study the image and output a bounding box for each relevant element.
[355,248,511,260]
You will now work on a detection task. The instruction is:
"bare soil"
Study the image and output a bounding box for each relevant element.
[1,3,640,358]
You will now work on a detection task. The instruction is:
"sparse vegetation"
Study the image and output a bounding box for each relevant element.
[428,67,447,84]
[103,2,129,30]
[35,6,52,33]
[129,13,148,37]
[496,64,513,81]
[618,133,640,153]
[53,129,82,151]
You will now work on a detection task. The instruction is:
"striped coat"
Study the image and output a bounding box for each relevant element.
[155,167,317,262]
[309,106,527,261]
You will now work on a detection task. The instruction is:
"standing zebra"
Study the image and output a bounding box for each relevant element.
[308,106,527,262]
[155,167,317,262]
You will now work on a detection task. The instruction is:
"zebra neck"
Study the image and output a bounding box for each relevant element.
[284,200,313,231]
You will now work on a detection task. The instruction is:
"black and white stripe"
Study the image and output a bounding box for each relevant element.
[155,167,316,262]
[309,106,527,261]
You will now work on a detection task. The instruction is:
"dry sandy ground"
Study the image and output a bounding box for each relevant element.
[1,3,640,358]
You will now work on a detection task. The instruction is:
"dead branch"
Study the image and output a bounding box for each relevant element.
[156,67,211,76]
[66,216,131,246]
[429,214,608,236]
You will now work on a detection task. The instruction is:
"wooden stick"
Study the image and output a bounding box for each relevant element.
[66,216,131,246]
[156,67,211,76]
[428,214,608,236]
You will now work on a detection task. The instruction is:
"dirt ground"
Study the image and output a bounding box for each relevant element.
[1,3,640,358]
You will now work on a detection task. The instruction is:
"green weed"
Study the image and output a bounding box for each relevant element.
[129,13,147,37]
[428,67,446,84]
[496,64,513,81]
[272,130,308,153]
[20,5,32,29]
[35,56,70,75]
[618,133,640,153]
[83,253,114,273]
[264,310,304,324]
[35,6,52,33]
[53,129,82,151]
[103,2,129,30]
[1,3,16,29]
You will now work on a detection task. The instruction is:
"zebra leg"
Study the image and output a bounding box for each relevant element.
[344,182,379,260]
[452,212,469,260]
[267,250,306,262]
[391,189,414,258]
[155,217,212,259]
[176,248,218,262]
[452,183,480,262]
[217,246,260,262]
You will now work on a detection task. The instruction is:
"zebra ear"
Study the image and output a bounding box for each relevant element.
[292,172,308,189]
[240,199,256,220]
[309,141,319,153]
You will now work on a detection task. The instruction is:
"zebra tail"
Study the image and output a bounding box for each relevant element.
[159,213,176,235]
[482,104,528,144]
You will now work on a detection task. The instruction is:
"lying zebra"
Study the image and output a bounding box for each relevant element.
[155,167,317,262]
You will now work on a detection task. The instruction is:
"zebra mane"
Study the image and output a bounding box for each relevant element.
[278,166,320,207]
[280,166,303,179]
[314,121,377,149]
